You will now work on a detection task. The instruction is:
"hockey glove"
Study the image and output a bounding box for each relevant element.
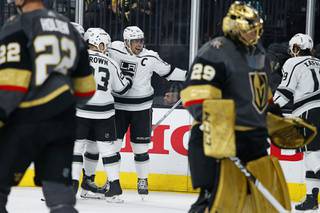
[267,103,283,116]
[267,112,317,149]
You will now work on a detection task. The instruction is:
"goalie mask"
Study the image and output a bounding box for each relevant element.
[289,33,313,57]
[222,1,263,46]
[123,26,144,55]
[84,28,111,54]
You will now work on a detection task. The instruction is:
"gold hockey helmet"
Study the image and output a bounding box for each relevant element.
[222,1,263,46]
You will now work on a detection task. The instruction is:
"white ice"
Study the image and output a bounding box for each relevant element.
[7,187,197,213]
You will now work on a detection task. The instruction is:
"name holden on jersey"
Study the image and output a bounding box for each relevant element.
[40,18,69,35]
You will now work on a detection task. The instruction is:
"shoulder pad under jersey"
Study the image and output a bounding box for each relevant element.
[0,15,22,40]
[197,36,235,64]
[110,41,125,50]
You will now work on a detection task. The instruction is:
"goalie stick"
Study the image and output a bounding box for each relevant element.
[229,157,290,213]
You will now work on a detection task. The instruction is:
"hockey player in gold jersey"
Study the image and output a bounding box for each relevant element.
[181,2,291,212]
[0,0,95,212]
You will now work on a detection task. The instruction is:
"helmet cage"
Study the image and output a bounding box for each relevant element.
[222,1,263,46]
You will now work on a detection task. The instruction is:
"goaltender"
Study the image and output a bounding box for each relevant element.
[181,1,316,213]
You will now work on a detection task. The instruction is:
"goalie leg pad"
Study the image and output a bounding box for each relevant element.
[245,156,291,213]
[209,159,247,213]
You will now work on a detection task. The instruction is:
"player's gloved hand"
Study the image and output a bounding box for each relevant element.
[267,103,283,117]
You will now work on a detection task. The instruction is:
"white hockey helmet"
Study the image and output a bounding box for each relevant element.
[123,26,144,55]
[84,28,111,53]
[71,22,85,38]
[7,0,15,3]
[289,33,313,57]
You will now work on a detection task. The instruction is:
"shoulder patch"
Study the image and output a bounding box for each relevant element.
[210,38,224,49]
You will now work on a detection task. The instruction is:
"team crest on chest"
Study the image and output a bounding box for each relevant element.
[248,72,268,113]
[120,61,137,75]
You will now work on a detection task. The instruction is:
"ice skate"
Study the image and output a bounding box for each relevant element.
[80,173,105,199]
[295,188,319,212]
[137,178,148,200]
[105,180,123,203]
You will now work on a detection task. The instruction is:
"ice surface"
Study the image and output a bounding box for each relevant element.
[7,187,197,213]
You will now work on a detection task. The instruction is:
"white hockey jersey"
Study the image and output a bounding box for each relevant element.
[274,56,320,116]
[109,41,187,111]
[76,49,131,119]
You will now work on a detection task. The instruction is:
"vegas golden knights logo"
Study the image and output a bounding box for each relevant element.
[249,72,268,113]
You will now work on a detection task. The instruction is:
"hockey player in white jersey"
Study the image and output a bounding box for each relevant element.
[108,26,187,198]
[274,33,320,211]
[72,27,132,202]
[69,23,102,198]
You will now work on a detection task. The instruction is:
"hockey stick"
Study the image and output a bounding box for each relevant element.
[152,99,182,131]
[229,157,289,213]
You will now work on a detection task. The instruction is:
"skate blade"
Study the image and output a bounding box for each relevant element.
[80,190,105,200]
[139,194,148,201]
[105,195,124,203]
[294,209,319,213]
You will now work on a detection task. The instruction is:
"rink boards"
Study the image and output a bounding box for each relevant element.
[19,108,307,202]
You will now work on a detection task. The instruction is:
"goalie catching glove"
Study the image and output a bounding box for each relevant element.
[267,112,317,149]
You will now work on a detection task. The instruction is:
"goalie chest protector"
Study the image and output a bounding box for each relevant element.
[196,37,269,129]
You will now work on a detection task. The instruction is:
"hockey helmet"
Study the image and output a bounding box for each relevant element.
[71,22,85,38]
[222,1,263,46]
[123,26,144,55]
[84,28,111,54]
[289,33,313,57]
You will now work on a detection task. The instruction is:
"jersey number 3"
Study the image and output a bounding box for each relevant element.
[33,35,76,85]
[93,66,110,92]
